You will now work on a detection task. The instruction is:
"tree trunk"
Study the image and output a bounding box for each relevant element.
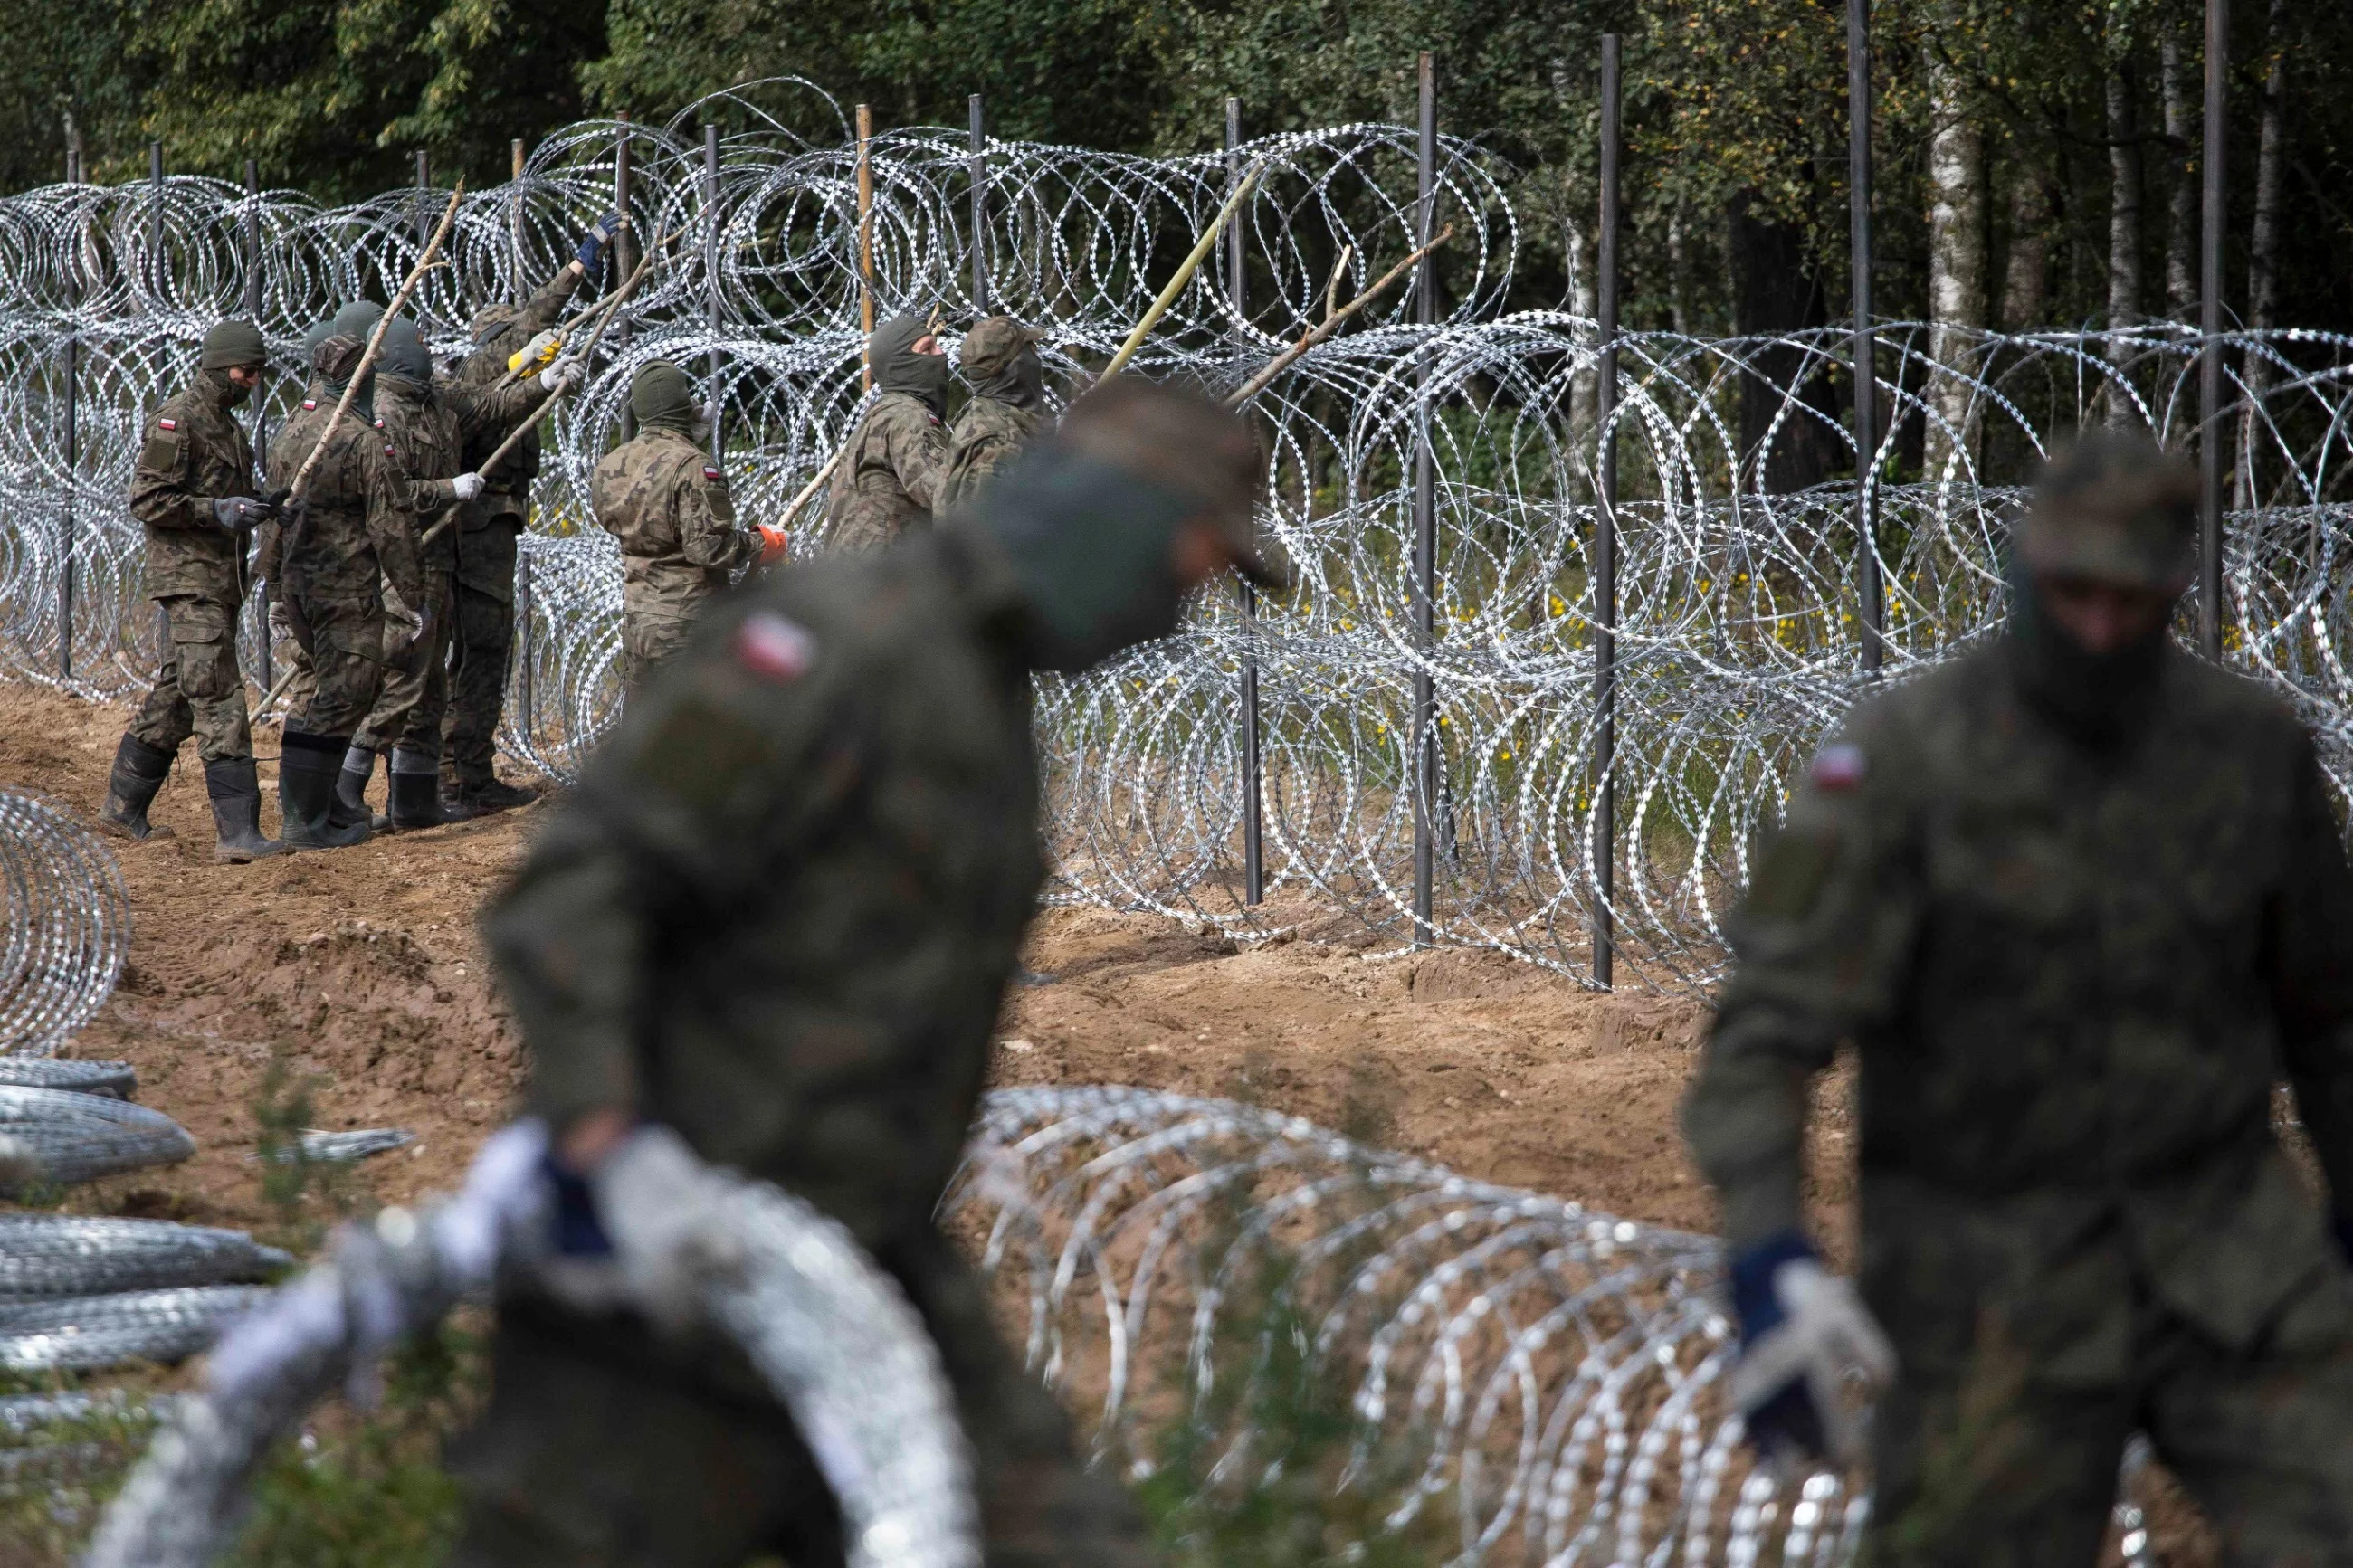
[2000,156,2052,331]
[1926,50,1987,480]
[2239,0,2290,511]
[2161,31,2198,318]
[1667,201,1692,336]
[2106,60,2146,426]
[1729,189,1841,493]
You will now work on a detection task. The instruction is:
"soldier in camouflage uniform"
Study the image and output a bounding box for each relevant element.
[824,312,949,552]
[937,316,1051,517]
[341,318,572,832]
[452,378,1284,1568]
[266,328,419,851]
[1683,433,2353,1565]
[590,360,785,689]
[440,213,625,820]
[253,317,339,728]
[99,318,286,864]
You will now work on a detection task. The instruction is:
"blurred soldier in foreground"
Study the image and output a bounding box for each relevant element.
[825,312,948,551]
[590,360,784,689]
[440,212,625,820]
[937,316,1051,516]
[1684,434,2353,1564]
[340,318,574,832]
[458,378,1282,1566]
[100,318,285,863]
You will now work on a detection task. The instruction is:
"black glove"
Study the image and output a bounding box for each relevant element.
[577,212,625,275]
[211,496,274,533]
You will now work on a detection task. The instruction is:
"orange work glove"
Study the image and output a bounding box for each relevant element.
[755,524,789,566]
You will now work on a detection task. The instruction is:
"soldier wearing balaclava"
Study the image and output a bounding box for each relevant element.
[824,312,950,551]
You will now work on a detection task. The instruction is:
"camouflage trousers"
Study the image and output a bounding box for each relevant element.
[443,523,519,788]
[620,604,700,691]
[1864,1260,2353,1567]
[353,570,455,757]
[447,1230,1151,1568]
[126,593,252,764]
[282,592,387,739]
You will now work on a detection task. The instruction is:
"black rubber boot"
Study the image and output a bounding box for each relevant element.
[336,745,378,825]
[443,773,539,818]
[98,735,177,842]
[279,731,370,851]
[204,758,289,864]
[386,746,444,831]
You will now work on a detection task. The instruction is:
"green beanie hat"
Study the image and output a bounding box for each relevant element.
[330,300,384,341]
[630,360,699,429]
[201,318,267,371]
[376,318,433,385]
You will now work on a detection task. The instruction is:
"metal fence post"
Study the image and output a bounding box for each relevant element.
[616,113,635,441]
[414,150,431,253]
[2199,0,2229,659]
[245,156,272,691]
[1226,97,1266,907]
[968,96,990,315]
[705,122,725,461]
[1593,35,1621,990]
[1411,52,1438,949]
[1850,0,1882,677]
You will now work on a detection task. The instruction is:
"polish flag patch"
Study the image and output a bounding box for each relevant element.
[302,399,318,410]
[1809,743,1867,793]
[157,417,177,431]
[702,465,722,480]
[734,610,814,683]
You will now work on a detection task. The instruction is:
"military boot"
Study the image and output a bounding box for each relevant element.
[442,770,539,819]
[386,746,444,831]
[203,758,289,864]
[279,731,370,851]
[336,744,379,827]
[97,735,178,842]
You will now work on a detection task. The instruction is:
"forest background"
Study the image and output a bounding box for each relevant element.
[1,0,2346,380]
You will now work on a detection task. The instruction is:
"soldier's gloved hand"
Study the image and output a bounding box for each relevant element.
[587,1123,745,1336]
[576,212,625,274]
[381,586,426,659]
[755,524,789,566]
[535,354,586,396]
[451,471,486,502]
[1728,1231,1896,1468]
[211,496,274,533]
[268,601,293,641]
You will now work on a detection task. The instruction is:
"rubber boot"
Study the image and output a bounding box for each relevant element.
[386,746,445,831]
[98,735,177,842]
[336,744,378,829]
[203,758,289,864]
[435,773,488,823]
[279,731,370,851]
[443,771,538,819]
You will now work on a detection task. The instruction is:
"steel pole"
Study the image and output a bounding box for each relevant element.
[2199,0,2229,659]
[245,157,272,691]
[1593,34,1621,990]
[968,96,989,314]
[705,122,725,461]
[1411,52,1438,949]
[1849,0,1882,677]
[615,114,635,440]
[414,150,431,253]
[1226,97,1266,907]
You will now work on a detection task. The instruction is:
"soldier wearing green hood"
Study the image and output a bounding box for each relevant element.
[254,313,352,735]
[824,312,950,551]
[440,213,625,820]
[100,318,286,864]
[339,317,574,832]
[452,375,1283,1568]
[937,315,1052,517]
[589,359,785,689]
[1685,432,2353,1564]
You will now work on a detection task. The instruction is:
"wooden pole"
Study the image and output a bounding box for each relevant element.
[857,103,876,388]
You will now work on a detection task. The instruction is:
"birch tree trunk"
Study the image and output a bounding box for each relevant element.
[2162,31,2198,318]
[2106,58,2146,427]
[1925,49,1986,480]
[2000,157,2052,331]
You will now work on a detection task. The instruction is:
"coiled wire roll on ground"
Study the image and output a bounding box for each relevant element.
[0,1215,290,1301]
[0,792,129,1057]
[0,1085,192,1188]
[0,1286,271,1373]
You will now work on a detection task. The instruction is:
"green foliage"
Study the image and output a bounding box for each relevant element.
[252,1050,355,1251]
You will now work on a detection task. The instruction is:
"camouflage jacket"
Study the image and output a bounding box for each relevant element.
[377,375,549,575]
[824,392,947,552]
[252,379,324,586]
[1683,641,2353,1373]
[265,394,417,609]
[130,370,258,604]
[484,524,1042,1252]
[935,395,1048,518]
[589,426,760,614]
[455,269,583,521]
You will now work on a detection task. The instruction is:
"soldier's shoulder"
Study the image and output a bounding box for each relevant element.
[873,393,946,432]
[2167,650,2312,750]
[1839,645,2000,744]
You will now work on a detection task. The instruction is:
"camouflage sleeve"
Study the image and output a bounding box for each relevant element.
[2266,736,2353,1220]
[128,409,205,532]
[449,377,552,450]
[363,438,424,608]
[884,401,949,515]
[674,458,758,575]
[516,265,582,335]
[1682,720,1923,1249]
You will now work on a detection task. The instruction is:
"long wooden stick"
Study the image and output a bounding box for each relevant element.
[1102,158,1266,380]
[287,183,464,501]
[857,104,876,391]
[491,272,633,389]
[251,661,302,725]
[1224,223,1454,410]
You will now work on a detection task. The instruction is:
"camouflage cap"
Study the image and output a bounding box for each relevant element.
[470,303,520,342]
[313,334,367,385]
[1059,376,1288,589]
[958,316,1039,381]
[2015,432,2199,590]
[200,318,267,371]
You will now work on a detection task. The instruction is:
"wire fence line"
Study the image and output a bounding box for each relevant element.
[4,82,2351,987]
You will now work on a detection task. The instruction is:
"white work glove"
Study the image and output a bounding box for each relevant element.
[450,471,486,502]
[519,328,561,368]
[1729,1256,1898,1468]
[268,600,293,641]
[535,354,586,396]
[586,1124,743,1335]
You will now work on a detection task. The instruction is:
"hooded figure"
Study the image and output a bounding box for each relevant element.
[823,312,950,552]
[1684,428,2353,1563]
[936,316,1051,518]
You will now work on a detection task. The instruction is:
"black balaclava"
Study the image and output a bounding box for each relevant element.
[871,313,950,415]
[967,441,1196,673]
[2004,550,2174,751]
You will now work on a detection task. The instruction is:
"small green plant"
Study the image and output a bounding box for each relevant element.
[251,1050,352,1250]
